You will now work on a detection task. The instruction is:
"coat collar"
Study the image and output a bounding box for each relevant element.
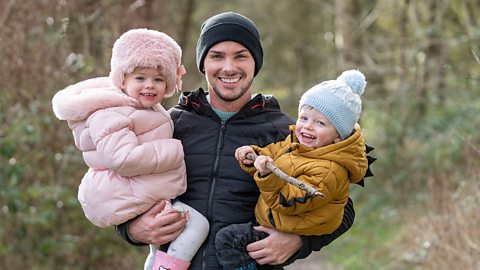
[176,88,282,121]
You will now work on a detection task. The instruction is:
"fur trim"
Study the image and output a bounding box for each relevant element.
[52,77,139,121]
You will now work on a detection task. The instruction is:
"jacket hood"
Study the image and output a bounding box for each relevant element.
[289,124,368,184]
[175,88,283,120]
[52,77,151,121]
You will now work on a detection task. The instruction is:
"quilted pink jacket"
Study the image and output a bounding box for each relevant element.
[52,77,186,227]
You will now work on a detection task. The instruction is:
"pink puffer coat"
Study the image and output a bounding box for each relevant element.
[52,77,186,227]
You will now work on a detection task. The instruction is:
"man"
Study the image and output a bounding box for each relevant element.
[116,12,368,269]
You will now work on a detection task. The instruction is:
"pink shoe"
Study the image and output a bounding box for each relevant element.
[152,251,191,270]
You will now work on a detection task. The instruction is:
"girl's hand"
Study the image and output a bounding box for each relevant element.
[235,146,255,165]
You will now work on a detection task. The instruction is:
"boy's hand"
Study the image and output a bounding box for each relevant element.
[254,155,273,176]
[235,146,255,165]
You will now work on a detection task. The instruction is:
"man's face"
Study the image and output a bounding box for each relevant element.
[203,41,255,106]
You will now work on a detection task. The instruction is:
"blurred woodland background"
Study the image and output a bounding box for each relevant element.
[1,0,479,269]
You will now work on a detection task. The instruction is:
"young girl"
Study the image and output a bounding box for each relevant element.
[52,29,209,270]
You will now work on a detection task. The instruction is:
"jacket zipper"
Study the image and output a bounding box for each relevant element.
[201,121,226,269]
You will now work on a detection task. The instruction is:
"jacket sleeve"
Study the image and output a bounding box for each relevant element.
[115,220,148,247]
[237,143,279,176]
[283,197,355,265]
[238,140,290,175]
[88,110,184,177]
[255,169,334,215]
[253,138,290,160]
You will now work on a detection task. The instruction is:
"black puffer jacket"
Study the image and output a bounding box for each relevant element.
[116,88,363,269]
[171,89,293,269]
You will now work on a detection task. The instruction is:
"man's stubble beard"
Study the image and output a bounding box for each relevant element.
[211,78,254,102]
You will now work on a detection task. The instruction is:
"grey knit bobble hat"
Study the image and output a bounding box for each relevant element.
[299,70,367,139]
[196,12,263,76]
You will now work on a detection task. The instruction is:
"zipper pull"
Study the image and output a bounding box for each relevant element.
[219,121,226,149]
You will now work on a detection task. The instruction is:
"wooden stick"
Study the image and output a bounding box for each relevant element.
[246,153,324,198]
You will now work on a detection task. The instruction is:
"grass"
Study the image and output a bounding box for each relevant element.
[289,152,480,270]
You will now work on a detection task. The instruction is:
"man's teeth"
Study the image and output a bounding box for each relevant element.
[220,77,240,83]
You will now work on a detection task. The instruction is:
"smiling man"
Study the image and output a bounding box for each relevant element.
[203,41,255,111]
[116,12,360,270]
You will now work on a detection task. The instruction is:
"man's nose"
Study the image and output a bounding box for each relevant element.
[223,57,236,70]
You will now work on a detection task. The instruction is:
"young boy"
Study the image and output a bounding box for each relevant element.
[216,70,369,269]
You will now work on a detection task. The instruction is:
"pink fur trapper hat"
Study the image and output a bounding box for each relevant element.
[110,28,185,97]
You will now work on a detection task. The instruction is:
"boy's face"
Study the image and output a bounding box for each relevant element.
[295,106,340,148]
[121,67,166,108]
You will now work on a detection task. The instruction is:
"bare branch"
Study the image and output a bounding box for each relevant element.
[0,0,15,28]
[246,153,324,198]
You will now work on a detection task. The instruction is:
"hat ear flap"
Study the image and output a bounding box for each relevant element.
[118,75,126,90]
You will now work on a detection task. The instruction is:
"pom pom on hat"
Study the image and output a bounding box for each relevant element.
[110,28,184,97]
[299,69,367,139]
[337,70,366,95]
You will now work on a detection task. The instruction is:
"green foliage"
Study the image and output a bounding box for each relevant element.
[322,191,399,269]
[1,0,479,269]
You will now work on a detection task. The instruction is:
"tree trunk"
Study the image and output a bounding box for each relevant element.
[335,0,364,70]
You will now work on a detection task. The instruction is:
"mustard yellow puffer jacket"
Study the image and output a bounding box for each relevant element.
[240,125,368,236]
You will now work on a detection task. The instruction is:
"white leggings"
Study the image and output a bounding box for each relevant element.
[144,201,209,269]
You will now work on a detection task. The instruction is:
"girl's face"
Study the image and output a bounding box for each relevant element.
[121,67,166,108]
[295,106,340,148]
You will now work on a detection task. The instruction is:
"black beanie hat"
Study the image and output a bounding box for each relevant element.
[196,12,264,76]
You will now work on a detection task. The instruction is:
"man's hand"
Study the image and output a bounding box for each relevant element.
[128,200,187,246]
[246,226,302,265]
